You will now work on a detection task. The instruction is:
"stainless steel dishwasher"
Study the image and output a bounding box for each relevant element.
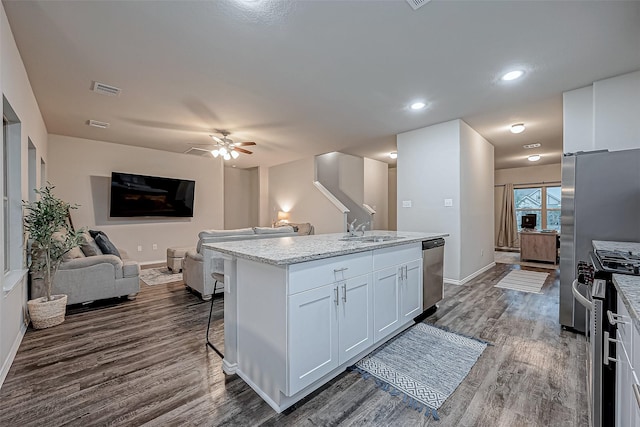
[422,238,445,314]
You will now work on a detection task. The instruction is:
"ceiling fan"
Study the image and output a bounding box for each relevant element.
[186,131,256,160]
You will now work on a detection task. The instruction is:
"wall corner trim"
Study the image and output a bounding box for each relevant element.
[0,323,27,389]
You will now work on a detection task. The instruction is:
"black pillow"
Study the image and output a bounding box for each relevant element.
[94,234,121,258]
[89,229,109,239]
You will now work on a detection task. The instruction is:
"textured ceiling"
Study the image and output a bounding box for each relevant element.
[4,1,640,169]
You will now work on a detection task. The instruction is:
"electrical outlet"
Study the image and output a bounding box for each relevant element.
[152,244,158,250]
[402,200,412,208]
[137,245,142,252]
[444,199,453,207]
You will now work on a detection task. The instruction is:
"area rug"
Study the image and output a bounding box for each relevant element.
[494,269,548,294]
[352,323,487,419]
[139,267,183,286]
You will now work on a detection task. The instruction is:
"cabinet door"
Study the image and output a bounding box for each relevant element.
[338,274,373,364]
[373,266,400,343]
[288,284,339,395]
[400,259,422,321]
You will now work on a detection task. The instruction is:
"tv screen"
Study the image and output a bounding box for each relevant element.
[521,213,537,229]
[110,172,195,217]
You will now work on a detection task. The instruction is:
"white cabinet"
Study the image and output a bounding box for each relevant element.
[632,312,640,427]
[373,266,400,342]
[288,273,373,395]
[615,294,640,427]
[400,259,422,321]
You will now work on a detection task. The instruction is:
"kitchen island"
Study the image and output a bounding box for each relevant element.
[203,230,448,412]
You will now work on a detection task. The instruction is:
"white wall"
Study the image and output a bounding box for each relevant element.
[224,167,258,229]
[397,120,461,282]
[48,135,224,263]
[269,157,344,234]
[338,153,364,205]
[459,121,495,280]
[258,166,270,227]
[564,70,640,153]
[0,3,49,386]
[494,163,562,245]
[388,167,397,231]
[363,158,388,231]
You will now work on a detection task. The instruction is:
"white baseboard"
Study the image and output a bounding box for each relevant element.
[139,259,167,267]
[444,262,496,286]
[0,323,27,389]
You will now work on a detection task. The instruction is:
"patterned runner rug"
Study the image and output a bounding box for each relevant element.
[353,323,487,419]
[139,267,183,286]
[494,269,548,294]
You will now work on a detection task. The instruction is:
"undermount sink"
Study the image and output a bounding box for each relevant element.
[340,235,405,243]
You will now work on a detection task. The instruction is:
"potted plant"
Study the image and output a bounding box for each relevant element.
[23,184,83,329]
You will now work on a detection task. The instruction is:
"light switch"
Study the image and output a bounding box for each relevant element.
[444,199,453,207]
[402,200,412,208]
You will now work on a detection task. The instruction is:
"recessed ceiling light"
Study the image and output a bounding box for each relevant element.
[389,152,398,159]
[510,123,526,134]
[410,102,426,110]
[523,143,541,149]
[501,70,524,81]
[528,154,541,162]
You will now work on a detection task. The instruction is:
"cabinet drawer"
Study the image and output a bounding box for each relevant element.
[289,251,372,295]
[373,243,421,271]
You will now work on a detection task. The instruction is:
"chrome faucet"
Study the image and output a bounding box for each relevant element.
[347,219,368,237]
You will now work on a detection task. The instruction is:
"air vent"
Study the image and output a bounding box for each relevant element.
[406,0,432,10]
[91,81,121,96]
[523,143,541,149]
[88,120,110,129]
[184,147,213,157]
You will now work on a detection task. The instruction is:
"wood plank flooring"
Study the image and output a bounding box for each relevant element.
[0,262,588,426]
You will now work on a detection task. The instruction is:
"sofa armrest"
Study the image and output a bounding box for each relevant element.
[122,260,140,278]
[185,250,203,262]
[59,254,123,271]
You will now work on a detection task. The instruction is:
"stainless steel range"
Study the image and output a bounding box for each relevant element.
[595,250,640,275]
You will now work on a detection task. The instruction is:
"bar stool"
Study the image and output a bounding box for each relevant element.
[206,272,224,359]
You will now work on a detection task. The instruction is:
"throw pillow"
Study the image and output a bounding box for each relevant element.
[52,231,86,261]
[80,231,103,257]
[94,234,121,258]
[89,229,109,239]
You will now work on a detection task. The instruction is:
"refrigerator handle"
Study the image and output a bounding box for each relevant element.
[572,279,593,311]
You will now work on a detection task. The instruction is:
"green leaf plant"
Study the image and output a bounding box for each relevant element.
[23,184,84,301]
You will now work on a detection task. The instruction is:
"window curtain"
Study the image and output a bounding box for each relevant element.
[497,183,518,248]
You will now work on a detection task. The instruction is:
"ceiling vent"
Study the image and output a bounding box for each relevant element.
[523,143,541,149]
[184,147,213,157]
[91,81,121,96]
[406,0,432,10]
[88,120,110,129]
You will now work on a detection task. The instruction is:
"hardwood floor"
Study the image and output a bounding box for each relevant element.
[0,262,588,426]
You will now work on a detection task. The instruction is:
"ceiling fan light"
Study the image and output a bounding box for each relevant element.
[219,146,228,156]
[231,150,240,159]
[223,153,231,161]
[211,149,219,158]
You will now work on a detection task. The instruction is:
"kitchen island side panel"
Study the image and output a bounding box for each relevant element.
[236,258,288,404]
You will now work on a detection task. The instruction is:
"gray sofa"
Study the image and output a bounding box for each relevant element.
[30,232,140,305]
[183,226,301,300]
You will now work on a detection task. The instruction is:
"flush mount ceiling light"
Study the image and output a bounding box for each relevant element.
[528,154,541,162]
[501,70,525,81]
[510,123,526,134]
[389,152,398,159]
[410,102,426,110]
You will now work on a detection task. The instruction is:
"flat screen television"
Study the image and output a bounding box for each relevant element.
[110,172,195,217]
[521,213,537,229]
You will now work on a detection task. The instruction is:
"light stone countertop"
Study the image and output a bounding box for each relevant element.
[593,240,640,255]
[203,230,449,266]
[613,274,640,334]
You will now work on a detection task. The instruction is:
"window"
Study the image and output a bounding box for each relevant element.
[514,185,561,231]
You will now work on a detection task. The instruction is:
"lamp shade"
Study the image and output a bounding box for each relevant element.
[277,211,290,222]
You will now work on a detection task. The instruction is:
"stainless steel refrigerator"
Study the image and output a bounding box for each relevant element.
[559,149,640,333]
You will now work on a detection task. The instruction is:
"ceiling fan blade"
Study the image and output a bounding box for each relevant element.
[234,147,253,155]
[235,141,256,146]
[210,135,224,144]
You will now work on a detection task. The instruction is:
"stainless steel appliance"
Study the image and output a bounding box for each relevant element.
[559,149,640,333]
[421,238,444,313]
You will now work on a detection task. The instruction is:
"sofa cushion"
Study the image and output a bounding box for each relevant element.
[253,226,295,234]
[95,234,122,258]
[197,228,255,252]
[79,231,103,257]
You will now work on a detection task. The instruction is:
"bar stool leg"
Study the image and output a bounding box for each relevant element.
[206,280,224,358]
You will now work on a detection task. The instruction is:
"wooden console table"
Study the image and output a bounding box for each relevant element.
[520,230,558,263]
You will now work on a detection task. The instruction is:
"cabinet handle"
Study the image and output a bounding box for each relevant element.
[334,286,339,306]
[404,265,408,280]
[633,384,640,410]
[607,309,628,325]
[342,283,347,303]
[603,331,619,365]
[333,267,348,273]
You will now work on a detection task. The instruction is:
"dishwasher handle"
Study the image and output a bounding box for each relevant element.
[572,279,593,311]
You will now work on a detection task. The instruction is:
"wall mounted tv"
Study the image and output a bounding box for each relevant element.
[110,172,195,218]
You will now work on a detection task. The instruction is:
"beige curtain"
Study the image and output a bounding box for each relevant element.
[497,183,518,248]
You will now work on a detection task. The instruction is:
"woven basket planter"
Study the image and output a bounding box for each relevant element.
[27,294,68,329]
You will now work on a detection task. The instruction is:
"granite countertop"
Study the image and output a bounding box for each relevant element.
[613,274,640,334]
[203,230,448,266]
[592,240,640,255]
